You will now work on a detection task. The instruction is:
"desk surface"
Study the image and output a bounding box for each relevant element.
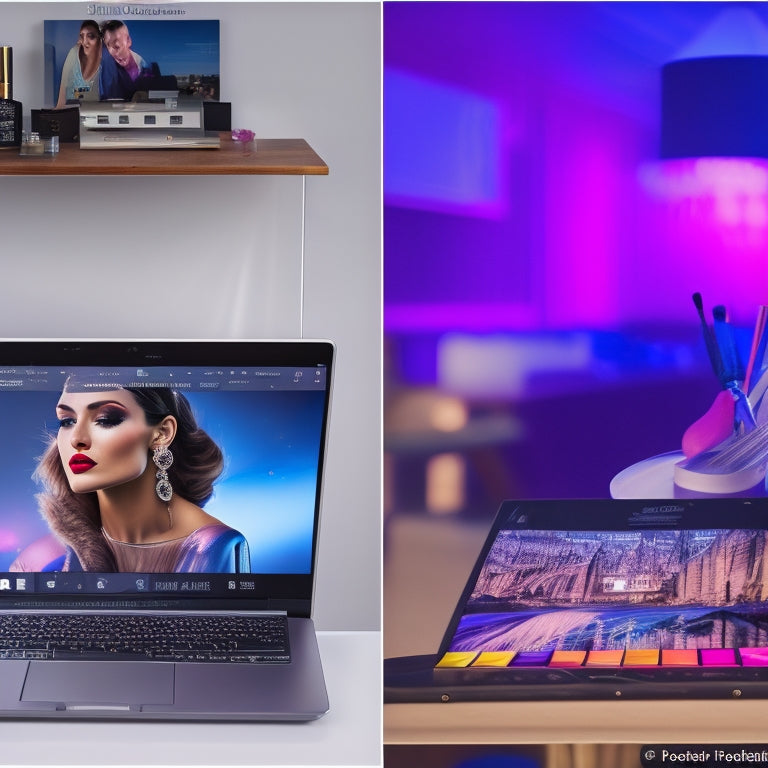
[0,631,380,766]
[0,138,329,176]
[385,697,768,745]
[384,514,768,745]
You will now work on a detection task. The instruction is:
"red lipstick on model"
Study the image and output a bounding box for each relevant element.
[69,454,96,474]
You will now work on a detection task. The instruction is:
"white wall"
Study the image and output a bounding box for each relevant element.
[0,2,381,631]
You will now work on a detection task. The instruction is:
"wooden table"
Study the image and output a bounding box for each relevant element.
[0,137,328,176]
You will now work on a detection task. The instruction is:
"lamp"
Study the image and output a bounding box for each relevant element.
[661,55,768,159]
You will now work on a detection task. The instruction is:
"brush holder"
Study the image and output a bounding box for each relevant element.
[673,456,766,494]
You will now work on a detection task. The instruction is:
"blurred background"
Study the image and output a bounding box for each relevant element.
[383,1,768,660]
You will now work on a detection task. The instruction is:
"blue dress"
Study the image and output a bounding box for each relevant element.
[11,524,251,574]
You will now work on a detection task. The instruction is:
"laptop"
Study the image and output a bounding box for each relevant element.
[0,339,332,720]
[385,497,768,701]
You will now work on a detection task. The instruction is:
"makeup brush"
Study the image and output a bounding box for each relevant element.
[744,305,768,394]
[712,304,756,432]
[692,292,723,380]
[682,293,734,458]
[744,307,768,421]
[749,368,768,423]
[712,305,745,386]
[682,295,754,458]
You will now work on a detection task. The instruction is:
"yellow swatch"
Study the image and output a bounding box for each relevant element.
[435,652,478,668]
[471,652,516,667]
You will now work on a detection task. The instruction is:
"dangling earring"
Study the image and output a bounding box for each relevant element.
[153,444,174,503]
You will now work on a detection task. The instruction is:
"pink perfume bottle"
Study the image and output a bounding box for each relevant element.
[0,46,22,149]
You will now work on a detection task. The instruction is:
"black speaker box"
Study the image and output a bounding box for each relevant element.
[31,106,80,142]
[203,101,231,132]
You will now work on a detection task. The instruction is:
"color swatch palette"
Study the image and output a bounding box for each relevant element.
[417,502,768,701]
[435,647,768,669]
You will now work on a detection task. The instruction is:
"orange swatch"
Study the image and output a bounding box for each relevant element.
[549,650,587,667]
[585,649,624,667]
[623,649,660,667]
[661,649,699,666]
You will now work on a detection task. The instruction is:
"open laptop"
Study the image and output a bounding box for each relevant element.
[0,339,332,720]
[385,497,768,701]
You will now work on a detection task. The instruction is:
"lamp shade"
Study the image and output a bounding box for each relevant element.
[661,55,768,159]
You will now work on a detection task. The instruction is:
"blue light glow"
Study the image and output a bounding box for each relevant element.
[385,67,507,218]
[674,7,768,60]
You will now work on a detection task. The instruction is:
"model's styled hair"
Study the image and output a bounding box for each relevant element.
[35,386,224,511]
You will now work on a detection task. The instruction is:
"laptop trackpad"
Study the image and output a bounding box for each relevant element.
[21,662,174,706]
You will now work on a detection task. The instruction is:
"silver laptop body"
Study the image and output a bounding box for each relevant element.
[0,339,332,720]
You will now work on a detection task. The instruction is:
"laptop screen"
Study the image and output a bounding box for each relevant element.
[0,340,332,610]
[438,499,768,669]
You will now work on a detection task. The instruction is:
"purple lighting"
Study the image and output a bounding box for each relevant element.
[385,3,768,336]
[634,157,768,327]
[0,529,18,552]
[384,2,768,506]
[641,158,768,226]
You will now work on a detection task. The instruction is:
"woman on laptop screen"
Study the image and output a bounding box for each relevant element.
[11,379,250,574]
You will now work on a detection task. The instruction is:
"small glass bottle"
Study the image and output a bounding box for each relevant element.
[20,131,43,155]
[0,46,22,149]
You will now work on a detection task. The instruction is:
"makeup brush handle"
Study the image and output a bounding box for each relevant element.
[713,306,744,384]
[693,293,724,379]
[749,368,768,423]
[746,306,768,393]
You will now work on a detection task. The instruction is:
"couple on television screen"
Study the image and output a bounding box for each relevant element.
[54,18,219,107]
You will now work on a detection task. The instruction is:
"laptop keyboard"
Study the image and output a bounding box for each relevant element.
[0,612,290,663]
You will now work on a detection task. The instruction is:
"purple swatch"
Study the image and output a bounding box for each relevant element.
[739,647,768,667]
[512,651,552,667]
[700,648,737,666]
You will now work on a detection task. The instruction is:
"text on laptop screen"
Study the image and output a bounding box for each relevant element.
[0,363,327,597]
[446,527,768,656]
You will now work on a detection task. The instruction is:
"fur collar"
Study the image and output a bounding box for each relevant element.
[37,493,117,572]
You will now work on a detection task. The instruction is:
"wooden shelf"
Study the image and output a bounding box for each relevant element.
[0,136,328,176]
